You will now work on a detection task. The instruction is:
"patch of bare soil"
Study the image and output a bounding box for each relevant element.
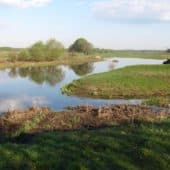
[0,105,170,136]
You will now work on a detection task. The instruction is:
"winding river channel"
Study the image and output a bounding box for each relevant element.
[0,58,165,113]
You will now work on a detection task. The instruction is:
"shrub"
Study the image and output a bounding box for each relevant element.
[18,39,65,62]
[17,50,31,61]
[69,38,93,55]
[46,39,64,60]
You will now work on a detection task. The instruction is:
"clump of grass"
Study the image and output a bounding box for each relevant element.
[144,97,170,108]
[61,81,78,95]
[61,85,73,95]
[14,111,46,136]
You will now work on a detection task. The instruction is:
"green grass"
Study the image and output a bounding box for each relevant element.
[0,119,170,170]
[13,111,47,137]
[94,50,170,59]
[62,65,170,99]
[144,97,170,108]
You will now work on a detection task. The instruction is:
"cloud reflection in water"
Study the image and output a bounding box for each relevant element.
[0,95,49,113]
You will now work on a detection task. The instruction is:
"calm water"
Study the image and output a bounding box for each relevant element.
[0,58,164,113]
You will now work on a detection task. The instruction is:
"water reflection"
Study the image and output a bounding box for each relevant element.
[70,63,94,76]
[8,66,65,86]
[0,58,165,114]
[0,95,48,112]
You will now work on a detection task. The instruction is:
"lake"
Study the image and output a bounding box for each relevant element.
[0,58,164,113]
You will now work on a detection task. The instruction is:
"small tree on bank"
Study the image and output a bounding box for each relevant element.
[46,39,65,60]
[69,38,93,55]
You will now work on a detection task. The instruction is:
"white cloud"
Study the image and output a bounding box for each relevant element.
[0,0,51,8]
[92,0,170,22]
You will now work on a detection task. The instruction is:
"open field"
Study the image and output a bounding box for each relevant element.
[0,105,170,170]
[94,50,170,59]
[62,65,170,99]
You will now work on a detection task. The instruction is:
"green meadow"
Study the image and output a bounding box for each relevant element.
[0,119,170,170]
[62,65,170,99]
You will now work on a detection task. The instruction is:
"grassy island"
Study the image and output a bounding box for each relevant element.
[62,65,170,99]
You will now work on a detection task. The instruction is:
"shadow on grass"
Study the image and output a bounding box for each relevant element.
[0,120,170,170]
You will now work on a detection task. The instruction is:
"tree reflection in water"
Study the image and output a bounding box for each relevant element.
[8,66,65,86]
[70,62,94,76]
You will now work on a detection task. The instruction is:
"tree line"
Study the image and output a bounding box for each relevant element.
[9,38,93,62]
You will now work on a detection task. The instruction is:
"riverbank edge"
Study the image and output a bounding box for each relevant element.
[0,55,101,69]
[0,105,169,137]
[61,65,170,101]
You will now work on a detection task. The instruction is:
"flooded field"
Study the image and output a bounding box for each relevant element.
[0,58,164,113]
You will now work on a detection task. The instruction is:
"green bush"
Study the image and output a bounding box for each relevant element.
[17,50,31,61]
[69,38,93,55]
[46,39,64,60]
[18,39,65,62]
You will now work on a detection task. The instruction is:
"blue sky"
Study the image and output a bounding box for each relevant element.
[0,0,170,50]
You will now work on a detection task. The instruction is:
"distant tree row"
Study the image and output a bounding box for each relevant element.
[8,38,93,62]
[17,39,65,61]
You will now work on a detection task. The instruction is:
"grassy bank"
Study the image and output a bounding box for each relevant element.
[0,49,169,69]
[0,120,170,169]
[2,105,167,137]
[143,97,170,108]
[94,50,170,59]
[0,53,100,69]
[0,106,170,169]
[62,65,170,99]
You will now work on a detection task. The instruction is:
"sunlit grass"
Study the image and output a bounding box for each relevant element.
[0,119,170,169]
[63,65,170,99]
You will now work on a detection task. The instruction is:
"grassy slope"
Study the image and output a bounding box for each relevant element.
[0,120,170,170]
[62,65,170,99]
